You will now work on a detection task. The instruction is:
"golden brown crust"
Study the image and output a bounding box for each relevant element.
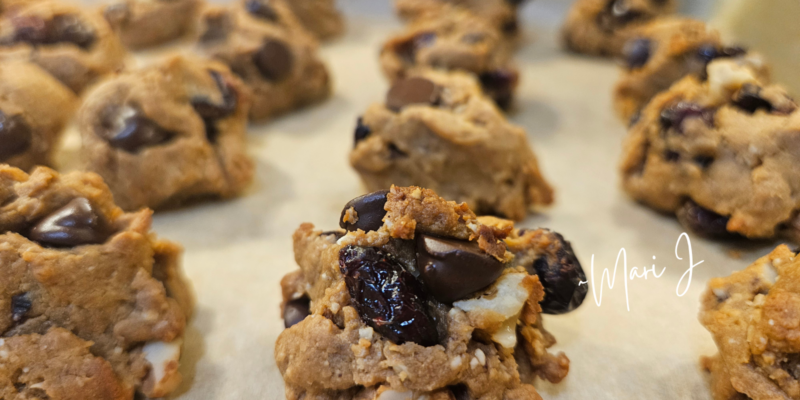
[103,0,201,49]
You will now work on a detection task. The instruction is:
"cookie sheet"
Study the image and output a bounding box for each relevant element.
[60,0,776,398]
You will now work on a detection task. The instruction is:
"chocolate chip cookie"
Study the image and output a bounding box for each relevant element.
[380,7,519,109]
[78,55,254,211]
[561,0,676,57]
[0,59,76,171]
[0,164,193,399]
[699,244,800,400]
[276,186,587,399]
[613,17,769,122]
[350,69,553,221]
[197,0,331,121]
[395,0,525,40]
[103,0,201,49]
[0,0,126,93]
[620,59,800,239]
[281,0,344,41]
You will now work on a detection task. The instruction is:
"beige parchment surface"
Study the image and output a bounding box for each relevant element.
[58,0,784,398]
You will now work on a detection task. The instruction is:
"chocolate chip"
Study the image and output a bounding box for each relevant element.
[694,155,714,168]
[339,190,389,232]
[527,232,588,314]
[354,116,371,146]
[252,39,293,82]
[0,111,32,161]
[10,293,31,323]
[192,70,238,143]
[449,384,470,400]
[386,77,440,112]
[29,198,112,247]
[283,297,310,328]
[416,234,505,303]
[396,32,436,64]
[732,83,773,114]
[245,0,278,21]
[100,106,175,153]
[623,38,652,69]
[479,69,517,110]
[660,102,715,134]
[676,200,734,239]
[9,14,95,49]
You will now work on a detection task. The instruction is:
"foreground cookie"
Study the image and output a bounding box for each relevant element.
[276,186,587,399]
[699,245,800,400]
[380,8,519,109]
[0,164,193,399]
[351,69,552,221]
[197,0,331,121]
[0,0,126,92]
[561,0,676,57]
[281,0,344,41]
[620,59,799,239]
[79,55,254,211]
[395,0,525,40]
[0,60,76,171]
[103,0,201,49]
[613,18,769,122]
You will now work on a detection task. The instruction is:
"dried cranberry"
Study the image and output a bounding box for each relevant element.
[339,246,439,346]
[660,102,715,134]
[526,231,588,314]
[623,38,652,69]
[354,117,371,146]
[479,69,518,110]
[676,200,734,238]
[732,84,773,114]
[0,111,32,161]
[10,292,31,323]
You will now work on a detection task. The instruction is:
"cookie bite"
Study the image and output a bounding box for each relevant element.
[613,18,769,122]
[0,0,126,93]
[620,59,800,239]
[0,164,193,399]
[380,8,519,109]
[0,60,76,171]
[78,55,254,211]
[699,245,800,400]
[281,0,344,41]
[395,0,526,40]
[197,0,331,121]
[350,69,553,221]
[103,0,201,49]
[560,0,676,57]
[276,186,587,399]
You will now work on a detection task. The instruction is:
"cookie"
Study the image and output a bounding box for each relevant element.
[103,0,201,49]
[281,0,344,41]
[380,7,519,109]
[699,245,800,400]
[620,59,800,239]
[0,59,76,171]
[395,0,525,40]
[276,186,587,399]
[613,17,769,122]
[0,164,193,399]
[0,0,126,93]
[350,69,553,221]
[561,0,675,57]
[78,55,254,211]
[197,0,331,121]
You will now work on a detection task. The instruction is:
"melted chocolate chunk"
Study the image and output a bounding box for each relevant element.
[245,0,278,21]
[192,70,238,143]
[8,14,95,49]
[386,77,440,112]
[29,198,112,247]
[10,293,31,323]
[0,111,32,161]
[100,106,175,153]
[527,232,588,314]
[252,39,294,82]
[623,38,652,69]
[354,116,371,146]
[339,190,389,232]
[676,200,734,238]
[479,69,517,110]
[283,297,310,328]
[416,234,505,303]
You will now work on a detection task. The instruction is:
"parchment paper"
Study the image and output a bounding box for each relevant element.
[59,0,781,398]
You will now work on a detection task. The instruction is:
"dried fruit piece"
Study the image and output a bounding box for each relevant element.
[526,232,588,314]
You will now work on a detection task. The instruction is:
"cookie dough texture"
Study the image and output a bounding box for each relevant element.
[380,8,519,109]
[79,55,254,211]
[700,245,800,400]
[276,186,571,399]
[0,164,193,399]
[395,0,523,40]
[0,0,126,93]
[561,0,676,57]
[197,0,331,121]
[620,59,800,239]
[0,60,77,171]
[282,0,344,41]
[350,70,552,221]
[103,0,201,49]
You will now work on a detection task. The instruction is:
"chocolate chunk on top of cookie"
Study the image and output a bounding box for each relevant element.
[276,186,587,399]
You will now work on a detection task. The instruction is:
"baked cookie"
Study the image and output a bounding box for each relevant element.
[350,69,553,221]
[78,55,254,211]
[395,0,525,40]
[197,0,331,121]
[620,59,800,239]
[613,17,769,122]
[0,164,193,399]
[699,245,800,400]
[561,0,676,57]
[0,0,126,93]
[103,0,201,49]
[281,0,344,41]
[276,186,587,399]
[380,8,519,109]
[0,60,76,171]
